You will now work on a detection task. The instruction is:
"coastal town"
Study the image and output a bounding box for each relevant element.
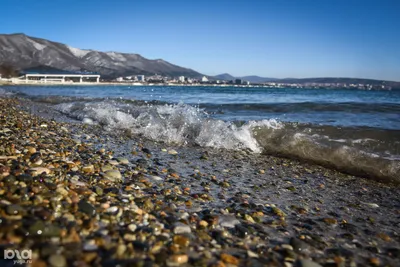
[114,74,394,90]
[0,64,396,90]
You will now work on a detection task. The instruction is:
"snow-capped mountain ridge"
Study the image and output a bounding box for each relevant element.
[0,33,202,78]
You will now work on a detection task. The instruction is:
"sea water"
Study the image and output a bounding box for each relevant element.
[3,85,400,182]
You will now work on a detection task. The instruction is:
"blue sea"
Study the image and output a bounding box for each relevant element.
[2,85,400,182]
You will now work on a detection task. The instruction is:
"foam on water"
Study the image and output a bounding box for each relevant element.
[55,100,282,152]
[51,98,400,183]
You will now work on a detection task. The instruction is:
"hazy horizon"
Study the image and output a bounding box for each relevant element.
[1,0,399,81]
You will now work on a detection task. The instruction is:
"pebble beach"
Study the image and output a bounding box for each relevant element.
[0,96,400,267]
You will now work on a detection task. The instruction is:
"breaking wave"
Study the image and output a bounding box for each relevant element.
[49,97,400,184]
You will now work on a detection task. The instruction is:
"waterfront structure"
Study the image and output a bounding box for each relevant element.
[178,76,185,82]
[22,73,100,83]
[136,75,145,82]
[201,76,209,82]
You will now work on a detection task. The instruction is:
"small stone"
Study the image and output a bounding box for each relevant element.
[221,253,239,265]
[82,165,94,173]
[108,160,119,165]
[244,214,255,223]
[132,241,150,252]
[116,244,127,257]
[377,233,391,242]
[103,170,123,182]
[282,244,294,250]
[116,157,129,164]
[95,186,103,196]
[27,147,37,154]
[82,252,97,263]
[83,240,98,251]
[62,213,76,222]
[143,199,154,211]
[219,215,240,228]
[168,149,178,155]
[128,224,137,232]
[30,167,51,176]
[323,218,338,225]
[30,259,47,267]
[199,220,209,228]
[296,259,322,267]
[168,254,188,265]
[78,200,96,216]
[56,187,69,197]
[247,250,259,258]
[369,257,380,266]
[101,165,113,172]
[6,204,24,215]
[173,222,191,234]
[48,254,67,267]
[142,148,152,154]
[32,158,43,166]
[106,206,119,214]
[29,221,61,237]
[290,237,308,252]
[259,169,265,174]
[363,202,379,208]
[174,235,190,247]
[272,206,286,218]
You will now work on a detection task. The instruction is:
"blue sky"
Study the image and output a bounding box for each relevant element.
[1,0,399,81]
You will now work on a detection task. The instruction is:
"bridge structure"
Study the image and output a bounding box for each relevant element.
[23,73,100,83]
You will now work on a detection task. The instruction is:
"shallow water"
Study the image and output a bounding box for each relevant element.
[3,85,400,182]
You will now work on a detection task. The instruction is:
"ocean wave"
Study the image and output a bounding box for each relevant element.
[51,98,400,183]
[200,102,400,114]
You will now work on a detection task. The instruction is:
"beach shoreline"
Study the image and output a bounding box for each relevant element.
[0,96,399,266]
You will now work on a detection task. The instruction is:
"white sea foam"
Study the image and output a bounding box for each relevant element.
[55,101,283,152]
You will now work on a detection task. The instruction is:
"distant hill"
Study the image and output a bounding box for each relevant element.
[213,73,400,88]
[213,73,236,81]
[0,33,203,79]
[213,73,275,83]
[241,75,276,83]
[274,77,400,88]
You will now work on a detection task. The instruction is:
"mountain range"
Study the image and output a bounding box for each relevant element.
[0,33,202,79]
[0,33,399,87]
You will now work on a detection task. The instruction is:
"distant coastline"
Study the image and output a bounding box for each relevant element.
[0,79,396,90]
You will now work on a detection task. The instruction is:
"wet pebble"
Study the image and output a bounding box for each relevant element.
[219,215,240,228]
[296,259,322,267]
[48,254,67,267]
[78,199,96,216]
[173,222,191,234]
[103,170,123,182]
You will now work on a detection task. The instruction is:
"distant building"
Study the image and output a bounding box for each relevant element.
[201,76,209,82]
[178,76,185,82]
[136,75,145,82]
[235,79,242,85]
[116,77,124,82]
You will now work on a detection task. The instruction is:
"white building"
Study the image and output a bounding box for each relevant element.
[178,76,185,82]
[201,76,209,82]
[136,75,145,82]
